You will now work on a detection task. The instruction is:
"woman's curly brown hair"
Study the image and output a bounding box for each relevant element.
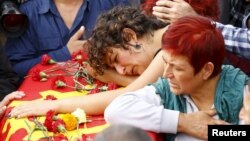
[88,6,167,75]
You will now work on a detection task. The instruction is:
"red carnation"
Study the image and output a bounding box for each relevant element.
[31,68,48,81]
[108,82,118,90]
[52,119,66,133]
[45,95,57,100]
[51,76,67,89]
[53,134,68,141]
[71,50,88,65]
[44,110,56,131]
[41,54,56,65]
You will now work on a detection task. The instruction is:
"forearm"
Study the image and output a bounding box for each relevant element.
[96,70,138,86]
[55,88,128,115]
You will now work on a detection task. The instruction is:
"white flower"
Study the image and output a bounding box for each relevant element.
[72,108,86,124]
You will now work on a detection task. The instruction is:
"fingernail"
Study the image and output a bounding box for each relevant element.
[6,112,11,118]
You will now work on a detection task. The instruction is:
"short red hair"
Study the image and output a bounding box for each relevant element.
[142,0,219,21]
[162,16,225,78]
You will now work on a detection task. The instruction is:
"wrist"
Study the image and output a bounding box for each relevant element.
[177,112,187,133]
[51,100,60,114]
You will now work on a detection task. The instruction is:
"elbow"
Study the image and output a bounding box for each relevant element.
[104,106,120,124]
[104,94,136,124]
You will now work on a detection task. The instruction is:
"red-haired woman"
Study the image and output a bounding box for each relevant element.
[105,15,250,140]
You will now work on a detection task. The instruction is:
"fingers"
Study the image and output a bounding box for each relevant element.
[72,26,85,41]
[1,91,25,107]
[204,108,217,116]
[212,119,230,125]
[67,26,87,54]
[9,105,35,118]
[156,0,175,7]
[152,9,170,19]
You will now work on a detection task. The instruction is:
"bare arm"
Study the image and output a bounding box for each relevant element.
[10,51,165,117]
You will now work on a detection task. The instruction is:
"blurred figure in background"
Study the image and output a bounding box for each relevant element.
[4,0,132,80]
[219,0,250,28]
[94,124,152,141]
[218,0,250,76]
[0,33,20,100]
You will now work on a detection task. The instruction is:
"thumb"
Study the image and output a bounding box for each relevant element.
[72,26,85,40]
[204,108,217,116]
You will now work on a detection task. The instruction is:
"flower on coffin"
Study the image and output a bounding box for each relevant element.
[73,66,97,91]
[31,68,48,81]
[25,109,94,140]
[99,82,118,91]
[41,54,56,65]
[89,88,100,94]
[44,110,67,133]
[89,82,118,94]
[61,114,78,131]
[51,76,67,89]
[72,108,87,124]
[30,67,69,82]
[53,134,68,141]
[71,50,88,66]
[52,119,67,133]
[24,116,49,141]
[45,95,57,100]
[44,110,56,131]
[107,82,118,90]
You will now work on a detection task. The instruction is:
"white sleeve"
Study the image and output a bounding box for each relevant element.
[104,86,179,134]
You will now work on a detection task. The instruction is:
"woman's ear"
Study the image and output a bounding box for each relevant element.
[122,28,137,42]
[201,62,214,80]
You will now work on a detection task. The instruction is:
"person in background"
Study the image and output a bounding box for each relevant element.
[9,7,228,140]
[146,0,250,76]
[0,37,20,101]
[104,15,250,141]
[142,0,219,22]
[0,91,25,120]
[219,0,250,28]
[4,0,132,80]
[128,0,143,7]
[94,124,152,141]
[218,0,250,76]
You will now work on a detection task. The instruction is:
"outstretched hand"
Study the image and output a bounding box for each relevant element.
[178,109,229,140]
[152,0,197,23]
[9,100,57,119]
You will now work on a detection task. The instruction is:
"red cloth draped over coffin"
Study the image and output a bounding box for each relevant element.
[0,61,162,141]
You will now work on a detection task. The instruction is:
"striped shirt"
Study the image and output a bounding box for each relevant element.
[215,22,250,60]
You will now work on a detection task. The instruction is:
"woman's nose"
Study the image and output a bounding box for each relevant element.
[114,64,126,75]
[163,65,173,78]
